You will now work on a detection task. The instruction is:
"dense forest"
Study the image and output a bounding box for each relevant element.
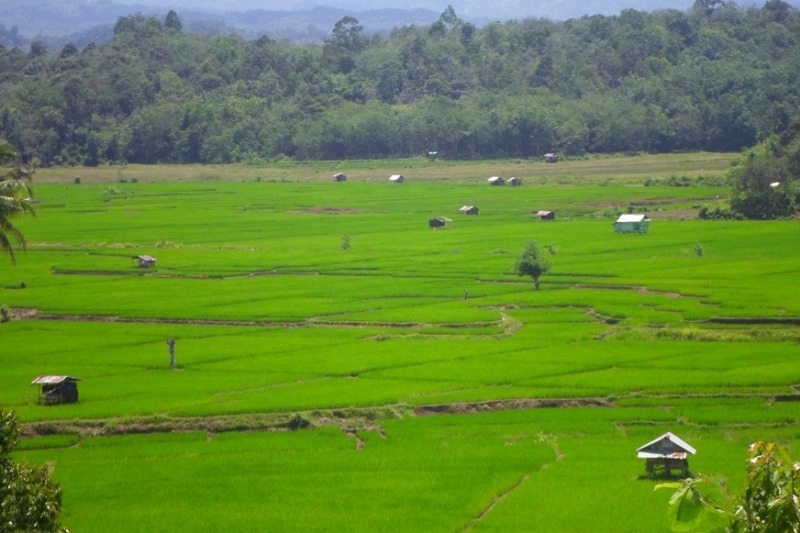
[1,1,799,165]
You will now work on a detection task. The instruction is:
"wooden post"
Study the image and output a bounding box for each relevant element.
[167,338,176,369]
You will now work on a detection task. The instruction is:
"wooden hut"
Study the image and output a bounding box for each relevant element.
[536,210,555,220]
[31,375,81,405]
[637,432,695,477]
[488,176,504,186]
[428,217,447,229]
[614,214,651,234]
[135,254,157,268]
[332,172,347,182]
[459,205,479,215]
[508,176,522,186]
[389,174,405,183]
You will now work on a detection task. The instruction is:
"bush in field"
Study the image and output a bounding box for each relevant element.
[0,410,68,533]
[658,441,800,532]
[699,204,742,220]
[514,240,551,290]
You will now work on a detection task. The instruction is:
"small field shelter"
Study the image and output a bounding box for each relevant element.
[637,432,696,477]
[613,214,651,233]
[135,255,157,268]
[428,217,448,229]
[32,375,81,405]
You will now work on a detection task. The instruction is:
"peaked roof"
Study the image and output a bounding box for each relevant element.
[615,214,649,223]
[637,432,696,458]
[31,375,82,385]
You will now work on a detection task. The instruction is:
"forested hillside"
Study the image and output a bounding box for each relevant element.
[1,1,799,165]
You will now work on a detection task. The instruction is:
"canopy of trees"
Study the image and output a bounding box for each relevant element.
[1,2,800,165]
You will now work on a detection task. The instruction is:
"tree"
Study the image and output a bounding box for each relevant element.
[658,441,800,532]
[0,410,68,532]
[514,240,551,290]
[164,10,182,33]
[324,17,365,74]
[0,141,36,265]
[730,151,795,220]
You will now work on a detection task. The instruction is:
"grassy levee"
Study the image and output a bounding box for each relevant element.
[3,154,800,531]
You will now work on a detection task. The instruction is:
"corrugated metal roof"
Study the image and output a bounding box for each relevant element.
[637,432,696,456]
[616,214,649,223]
[31,375,81,385]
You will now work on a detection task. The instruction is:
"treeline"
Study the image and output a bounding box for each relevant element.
[1,1,799,165]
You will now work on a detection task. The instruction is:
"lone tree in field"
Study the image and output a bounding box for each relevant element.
[730,152,795,219]
[0,141,36,265]
[515,240,551,290]
[1,410,67,532]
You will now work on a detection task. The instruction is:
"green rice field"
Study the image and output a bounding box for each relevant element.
[3,154,799,531]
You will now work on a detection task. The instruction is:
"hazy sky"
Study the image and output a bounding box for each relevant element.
[119,0,702,20]
[115,0,800,22]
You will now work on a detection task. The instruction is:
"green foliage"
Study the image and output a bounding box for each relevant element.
[0,141,36,264]
[0,410,67,532]
[658,442,800,533]
[2,4,800,163]
[730,152,795,220]
[514,240,551,290]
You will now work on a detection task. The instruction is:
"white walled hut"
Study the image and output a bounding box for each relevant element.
[637,432,696,477]
[613,214,650,234]
[389,174,404,183]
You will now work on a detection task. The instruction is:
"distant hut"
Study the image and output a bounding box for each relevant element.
[31,375,81,405]
[488,176,504,186]
[508,176,522,186]
[427,151,438,161]
[332,172,347,182]
[389,174,405,183]
[134,254,157,268]
[637,432,696,477]
[428,217,448,229]
[459,205,479,215]
[544,153,559,163]
[536,210,555,220]
[613,214,651,234]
